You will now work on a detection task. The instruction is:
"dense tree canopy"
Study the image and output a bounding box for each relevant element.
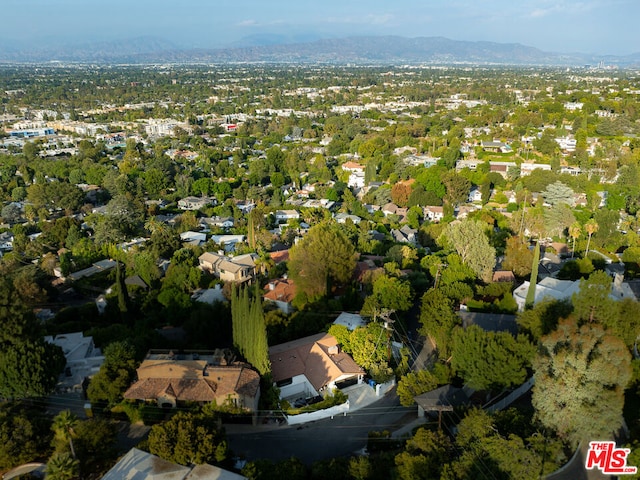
[288,221,357,301]
[533,319,632,447]
[442,219,496,282]
[87,341,139,405]
[0,278,65,399]
[451,325,535,391]
[148,412,228,466]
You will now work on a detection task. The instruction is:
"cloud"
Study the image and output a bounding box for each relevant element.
[236,19,258,27]
[524,1,601,18]
[528,8,553,18]
[235,18,286,28]
[323,13,394,26]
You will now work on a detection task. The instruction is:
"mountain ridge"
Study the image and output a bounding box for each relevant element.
[0,35,638,66]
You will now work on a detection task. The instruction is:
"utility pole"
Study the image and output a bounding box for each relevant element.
[379,309,395,363]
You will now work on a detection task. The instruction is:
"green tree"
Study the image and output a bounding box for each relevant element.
[288,221,357,301]
[532,319,632,447]
[231,286,270,375]
[395,428,452,480]
[349,322,390,369]
[525,241,540,308]
[445,408,559,480]
[0,339,65,398]
[46,452,79,480]
[73,418,117,474]
[542,181,575,206]
[147,412,228,466]
[419,288,461,358]
[115,261,129,314]
[584,218,598,256]
[571,270,616,324]
[516,299,572,342]
[87,341,138,405]
[451,325,535,391]
[442,220,496,282]
[0,403,50,471]
[568,221,581,258]
[361,274,412,318]
[397,369,440,407]
[52,410,79,459]
[502,236,533,278]
[442,171,471,207]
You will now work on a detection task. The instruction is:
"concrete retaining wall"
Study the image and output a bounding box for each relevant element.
[285,400,350,426]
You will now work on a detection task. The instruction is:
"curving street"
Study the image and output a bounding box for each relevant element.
[225,388,416,464]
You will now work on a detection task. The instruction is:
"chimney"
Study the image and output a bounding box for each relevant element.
[328,345,340,355]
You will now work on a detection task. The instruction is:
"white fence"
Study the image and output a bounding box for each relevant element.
[485,377,535,413]
[285,400,350,426]
[376,378,396,396]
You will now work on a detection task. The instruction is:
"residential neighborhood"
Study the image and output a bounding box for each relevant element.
[1,57,640,480]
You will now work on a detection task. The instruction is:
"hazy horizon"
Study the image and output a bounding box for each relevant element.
[3,0,639,56]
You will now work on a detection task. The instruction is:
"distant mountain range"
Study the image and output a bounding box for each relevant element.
[1,35,638,67]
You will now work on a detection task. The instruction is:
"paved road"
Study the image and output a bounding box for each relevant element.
[226,390,415,465]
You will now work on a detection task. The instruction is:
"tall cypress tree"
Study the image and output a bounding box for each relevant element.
[115,261,129,314]
[525,241,540,309]
[230,285,270,375]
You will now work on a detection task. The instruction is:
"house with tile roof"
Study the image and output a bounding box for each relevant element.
[263,277,297,314]
[269,333,365,401]
[123,351,260,412]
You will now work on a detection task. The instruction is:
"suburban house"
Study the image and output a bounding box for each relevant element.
[269,333,365,402]
[455,205,476,219]
[391,225,418,245]
[480,140,512,153]
[348,171,365,189]
[235,200,256,214]
[269,249,290,265]
[263,277,297,314]
[123,350,260,412]
[179,230,207,246]
[333,312,366,331]
[209,234,246,252]
[334,212,362,224]
[63,258,117,281]
[44,332,104,393]
[191,284,227,304]
[275,209,300,224]
[341,161,365,173]
[424,206,444,222]
[382,203,407,220]
[178,196,214,211]
[512,274,636,311]
[101,448,248,480]
[198,252,257,283]
[301,198,336,210]
[201,216,235,230]
[468,187,483,203]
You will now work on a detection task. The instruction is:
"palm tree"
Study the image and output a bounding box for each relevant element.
[52,410,79,460]
[585,218,599,257]
[568,221,582,258]
[46,452,79,480]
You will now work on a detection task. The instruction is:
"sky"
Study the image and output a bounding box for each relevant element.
[4,0,639,56]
